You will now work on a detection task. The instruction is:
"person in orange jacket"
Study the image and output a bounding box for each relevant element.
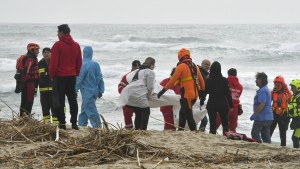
[270,75,292,146]
[157,48,205,131]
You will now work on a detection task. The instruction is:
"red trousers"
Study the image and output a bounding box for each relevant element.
[216,106,238,132]
[123,106,134,129]
[161,105,176,130]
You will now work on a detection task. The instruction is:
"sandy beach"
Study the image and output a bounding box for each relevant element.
[0,117,299,169]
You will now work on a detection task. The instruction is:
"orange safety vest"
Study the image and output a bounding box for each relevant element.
[271,91,291,115]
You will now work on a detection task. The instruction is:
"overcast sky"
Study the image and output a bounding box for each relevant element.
[1,0,300,24]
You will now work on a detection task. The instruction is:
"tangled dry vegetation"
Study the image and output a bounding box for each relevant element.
[0,117,300,168]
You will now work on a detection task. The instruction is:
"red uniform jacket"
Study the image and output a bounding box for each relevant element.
[227,76,243,108]
[160,78,181,113]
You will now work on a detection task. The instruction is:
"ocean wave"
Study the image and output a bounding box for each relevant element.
[0,58,16,72]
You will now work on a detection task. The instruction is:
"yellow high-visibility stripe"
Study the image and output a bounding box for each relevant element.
[38,68,45,73]
[173,76,195,86]
[52,117,59,124]
[43,115,51,122]
[39,87,53,91]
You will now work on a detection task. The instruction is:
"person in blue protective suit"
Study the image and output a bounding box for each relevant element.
[76,46,105,128]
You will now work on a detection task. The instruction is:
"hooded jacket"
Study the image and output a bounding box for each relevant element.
[205,62,233,110]
[49,34,82,79]
[227,76,243,107]
[76,46,104,94]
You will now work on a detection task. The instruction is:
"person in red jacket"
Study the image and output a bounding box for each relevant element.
[160,68,181,130]
[49,24,82,130]
[216,68,243,132]
[118,60,141,129]
[19,43,40,116]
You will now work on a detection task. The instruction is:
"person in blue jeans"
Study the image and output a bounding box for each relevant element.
[76,46,105,128]
[250,72,273,143]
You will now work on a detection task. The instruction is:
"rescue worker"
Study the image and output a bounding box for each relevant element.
[157,48,205,131]
[118,60,141,129]
[159,68,181,130]
[216,68,243,132]
[20,43,40,116]
[76,46,104,128]
[288,79,300,148]
[270,75,292,146]
[205,61,233,135]
[38,47,59,124]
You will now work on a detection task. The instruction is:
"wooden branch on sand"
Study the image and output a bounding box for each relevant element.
[11,125,34,144]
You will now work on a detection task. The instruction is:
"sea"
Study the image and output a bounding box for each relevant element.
[0,24,300,147]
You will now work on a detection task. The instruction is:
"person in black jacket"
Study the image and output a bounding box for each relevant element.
[205,61,233,134]
[38,48,59,124]
[197,59,210,131]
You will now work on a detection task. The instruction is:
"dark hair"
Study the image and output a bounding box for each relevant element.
[228,68,237,76]
[42,47,51,53]
[209,61,222,77]
[132,60,141,68]
[140,57,155,69]
[58,24,70,34]
[256,72,268,86]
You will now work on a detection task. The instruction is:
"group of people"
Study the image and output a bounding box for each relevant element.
[15,24,104,130]
[14,24,300,148]
[118,48,300,148]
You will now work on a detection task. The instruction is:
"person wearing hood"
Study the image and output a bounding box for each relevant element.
[205,61,233,135]
[19,43,40,116]
[49,24,82,130]
[157,48,205,131]
[216,68,243,132]
[270,76,292,146]
[76,46,104,128]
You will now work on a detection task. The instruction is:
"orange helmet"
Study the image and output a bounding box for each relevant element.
[274,75,285,84]
[178,48,190,61]
[27,43,40,53]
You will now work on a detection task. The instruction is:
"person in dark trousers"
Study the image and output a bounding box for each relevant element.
[288,79,300,148]
[205,61,233,135]
[197,59,210,132]
[157,48,205,131]
[270,76,292,146]
[122,57,156,130]
[19,43,40,116]
[49,24,82,130]
[38,48,59,124]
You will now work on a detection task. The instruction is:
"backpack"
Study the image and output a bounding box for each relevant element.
[14,55,28,80]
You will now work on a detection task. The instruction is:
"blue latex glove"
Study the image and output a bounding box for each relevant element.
[250,114,257,121]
